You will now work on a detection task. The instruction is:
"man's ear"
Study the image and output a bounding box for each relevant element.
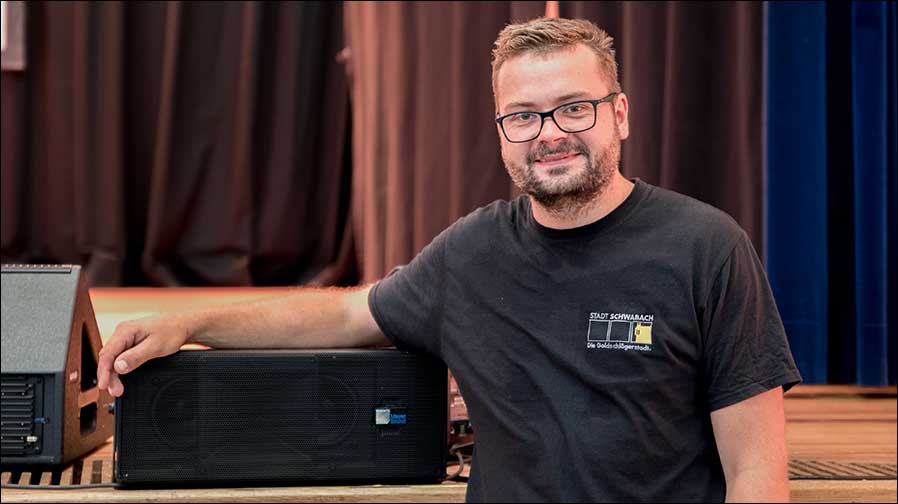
[615,92,630,140]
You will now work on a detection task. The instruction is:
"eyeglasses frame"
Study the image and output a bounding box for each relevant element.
[495,92,620,143]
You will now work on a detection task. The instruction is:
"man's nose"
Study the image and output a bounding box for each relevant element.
[537,116,567,142]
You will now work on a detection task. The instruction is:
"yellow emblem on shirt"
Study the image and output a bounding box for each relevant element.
[633,322,653,344]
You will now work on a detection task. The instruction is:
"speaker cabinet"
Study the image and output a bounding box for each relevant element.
[114,348,448,486]
[1,264,114,467]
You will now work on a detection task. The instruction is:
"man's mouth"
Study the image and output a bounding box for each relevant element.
[534,152,581,165]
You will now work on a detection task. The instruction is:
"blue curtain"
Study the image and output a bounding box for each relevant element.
[764,2,829,383]
[850,2,897,385]
[765,1,897,386]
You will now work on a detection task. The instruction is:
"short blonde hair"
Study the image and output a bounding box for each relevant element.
[491,17,621,100]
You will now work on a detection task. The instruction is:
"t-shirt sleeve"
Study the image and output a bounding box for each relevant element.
[367,227,450,359]
[702,231,802,412]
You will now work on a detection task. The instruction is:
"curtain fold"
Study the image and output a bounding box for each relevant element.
[764,2,829,384]
[850,1,897,385]
[140,0,264,285]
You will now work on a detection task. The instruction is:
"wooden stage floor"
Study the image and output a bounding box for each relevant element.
[1,287,895,502]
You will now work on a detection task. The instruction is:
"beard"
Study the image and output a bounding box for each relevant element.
[503,128,621,217]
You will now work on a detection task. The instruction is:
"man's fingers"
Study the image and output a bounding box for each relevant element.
[108,372,124,398]
[114,340,165,376]
[97,326,137,391]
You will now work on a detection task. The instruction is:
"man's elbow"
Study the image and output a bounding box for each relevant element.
[343,285,389,348]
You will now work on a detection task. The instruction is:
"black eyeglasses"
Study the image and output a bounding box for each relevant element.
[495,92,619,143]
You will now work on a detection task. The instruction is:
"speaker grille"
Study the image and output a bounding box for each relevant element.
[115,349,447,485]
[1,376,41,457]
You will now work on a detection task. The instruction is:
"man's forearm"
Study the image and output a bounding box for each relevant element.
[178,287,381,349]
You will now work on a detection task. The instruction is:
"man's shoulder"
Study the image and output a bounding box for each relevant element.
[448,196,525,234]
[642,181,747,244]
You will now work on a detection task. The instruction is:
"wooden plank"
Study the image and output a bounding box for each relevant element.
[0,483,468,503]
[790,480,898,503]
[786,397,897,422]
[101,457,113,485]
[787,421,898,463]
[4,480,892,503]
[58,465,75,486]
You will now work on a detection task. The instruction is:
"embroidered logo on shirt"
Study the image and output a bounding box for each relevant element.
[586,312,654,352]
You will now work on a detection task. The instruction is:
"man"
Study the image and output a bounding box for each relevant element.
[98,17,800,503]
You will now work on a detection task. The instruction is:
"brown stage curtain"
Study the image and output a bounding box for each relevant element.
[345,1,764,282]
[343,1,545,283]
[1,1,352,287]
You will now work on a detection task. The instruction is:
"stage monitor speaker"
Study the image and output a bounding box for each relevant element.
[1,264,114,467]
[114,348,448,486]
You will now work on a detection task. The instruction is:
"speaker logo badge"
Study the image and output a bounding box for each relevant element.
[374,407,408,425]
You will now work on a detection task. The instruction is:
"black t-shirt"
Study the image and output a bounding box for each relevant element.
[368,179,802,502]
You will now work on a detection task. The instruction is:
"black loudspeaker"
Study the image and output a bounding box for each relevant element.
[0,264,114,467]
[114,348,448,486]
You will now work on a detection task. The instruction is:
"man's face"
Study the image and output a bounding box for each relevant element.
[494,44,629,208]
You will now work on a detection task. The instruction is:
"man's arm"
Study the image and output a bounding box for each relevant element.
[710,386,791,503]
[96,284,386,398]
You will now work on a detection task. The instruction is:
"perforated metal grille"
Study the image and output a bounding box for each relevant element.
[114,349,447,485]
[1,376,41,457]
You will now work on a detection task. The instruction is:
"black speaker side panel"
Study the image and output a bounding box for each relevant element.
[42,372,65,465]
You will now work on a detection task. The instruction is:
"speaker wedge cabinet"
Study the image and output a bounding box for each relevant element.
[114,348,448,486]
[1,264,114,467]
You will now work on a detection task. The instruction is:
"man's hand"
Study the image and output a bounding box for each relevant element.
[97,315,191,397]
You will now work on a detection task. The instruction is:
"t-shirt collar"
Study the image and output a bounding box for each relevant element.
[524,178,649,240]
